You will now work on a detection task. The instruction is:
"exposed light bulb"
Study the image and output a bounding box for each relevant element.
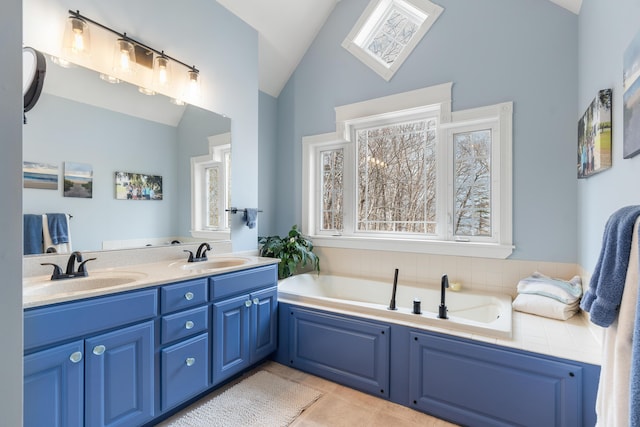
[113,38,136,75]
[63,15,90,60]
[185,69,200,101]
[157,58,168,85]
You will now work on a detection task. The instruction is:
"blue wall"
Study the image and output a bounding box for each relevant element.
[258,91,279,237]
[275,0,579,262]
[577,0,640,269]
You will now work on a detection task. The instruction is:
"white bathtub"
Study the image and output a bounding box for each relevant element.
[278,274,512,339]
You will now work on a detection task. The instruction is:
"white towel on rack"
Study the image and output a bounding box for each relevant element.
[42,214,72,254]
[595,216,640,426]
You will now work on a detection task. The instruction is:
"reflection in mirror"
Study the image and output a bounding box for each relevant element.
[23,55,231,255]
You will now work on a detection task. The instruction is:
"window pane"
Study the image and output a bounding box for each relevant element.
[357,119,437,234]
[366,8,420,66]
[453,129,491,236]
[206,165,220,228]
[320,148,344,231]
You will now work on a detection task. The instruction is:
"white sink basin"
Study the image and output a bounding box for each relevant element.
[24,271,147,297]
[170,257,249,271]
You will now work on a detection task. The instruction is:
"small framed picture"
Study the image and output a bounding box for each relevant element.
[64,162,93,198]
[578,89,612,178]
[23,161,58,190]
[115,172,163,200]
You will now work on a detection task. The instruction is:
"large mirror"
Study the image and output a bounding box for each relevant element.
[23,54,231,255]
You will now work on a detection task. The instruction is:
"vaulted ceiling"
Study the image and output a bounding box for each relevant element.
[216,0,583,98]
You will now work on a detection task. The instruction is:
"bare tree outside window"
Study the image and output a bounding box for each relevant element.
[453,129,492,236]
[321,149,344,231]
[356,119,437,234]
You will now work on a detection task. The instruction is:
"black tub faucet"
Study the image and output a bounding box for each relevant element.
[438,274,449,319]
[388,268,399,311]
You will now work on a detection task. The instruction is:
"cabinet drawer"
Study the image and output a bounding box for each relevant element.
[161,306,209,344]
[160,278,208,314]
[210,265,277,300]
[24,288,158,351]
[161,333,209,410]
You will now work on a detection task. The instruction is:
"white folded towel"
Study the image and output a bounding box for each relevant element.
[517,272,582,304]
[512,293,580,320]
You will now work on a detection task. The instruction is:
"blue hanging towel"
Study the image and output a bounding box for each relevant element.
[46,213,69,245]
[23,214,43,255]
[580,205,640,327]
[244,208,258,229]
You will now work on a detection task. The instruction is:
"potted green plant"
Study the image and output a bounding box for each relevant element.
[258,225,320,279]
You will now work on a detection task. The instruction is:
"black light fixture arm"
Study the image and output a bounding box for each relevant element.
[68,10,199,74]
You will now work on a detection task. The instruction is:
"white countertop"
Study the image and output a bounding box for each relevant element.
[23,255,280,309]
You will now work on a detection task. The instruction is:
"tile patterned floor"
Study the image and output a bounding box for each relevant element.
[158,360,458,426]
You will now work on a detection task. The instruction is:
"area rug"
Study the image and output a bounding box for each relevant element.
[165,370,323,427]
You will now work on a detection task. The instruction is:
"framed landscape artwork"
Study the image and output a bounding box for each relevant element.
[578,89,612,179]
[115,172,163,200]
[23,161,58,190]
[624,28,640,158]
[64,162,93,198]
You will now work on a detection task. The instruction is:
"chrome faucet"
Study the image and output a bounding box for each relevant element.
[41,251,96,280]
[438,274,449,319]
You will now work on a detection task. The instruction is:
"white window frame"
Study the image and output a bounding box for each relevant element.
[190,132,231,240]
[302,83,513,259]
[342,0,444,81]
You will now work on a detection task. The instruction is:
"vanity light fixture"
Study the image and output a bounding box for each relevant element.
[63,10,200,100]
[63,12,90,59]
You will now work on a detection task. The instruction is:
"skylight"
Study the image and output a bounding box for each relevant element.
[342,0,443,81]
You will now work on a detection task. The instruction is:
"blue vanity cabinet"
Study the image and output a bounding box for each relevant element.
[158,278,210,412]
[210,265,278,384]
[23,341,84,427]
[409,331,585,427]
[23,288,158,427]
[287,307,391,398]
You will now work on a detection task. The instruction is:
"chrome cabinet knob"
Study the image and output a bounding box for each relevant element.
[93,345,106,356]
[185,320,195,330]
[184,291,194,301]
[253,298,260,305]
[245,300,252,307]
[185,357,196,367]
[69,351,83,363]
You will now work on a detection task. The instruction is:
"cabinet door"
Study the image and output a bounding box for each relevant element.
[24,341,84,427]
[161,333,210,411]
[212,294,251,384]
[250,286,278,362]
[85,321,154,427]
[409,332,582,427]
[289,307,390,398]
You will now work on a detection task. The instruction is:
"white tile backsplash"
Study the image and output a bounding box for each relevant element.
[314,247,579,298]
